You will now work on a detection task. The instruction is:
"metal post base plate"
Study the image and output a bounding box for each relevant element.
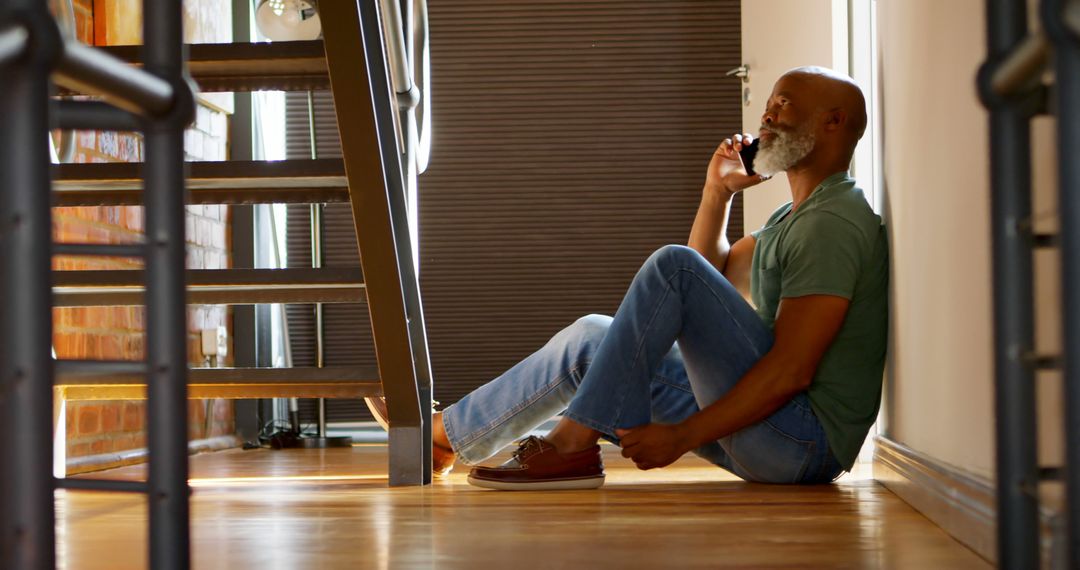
[297,436,353,448]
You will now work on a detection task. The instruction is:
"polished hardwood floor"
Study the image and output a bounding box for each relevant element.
[58,444,989,569]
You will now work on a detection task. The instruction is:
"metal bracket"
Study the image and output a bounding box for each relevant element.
[977,56,1050,117]
[1022,351,1063,370]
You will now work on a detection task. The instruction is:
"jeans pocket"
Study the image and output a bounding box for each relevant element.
[725,421,815,484]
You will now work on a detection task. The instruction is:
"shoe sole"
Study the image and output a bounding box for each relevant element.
[466,475,605,491]
[363,397,390,431]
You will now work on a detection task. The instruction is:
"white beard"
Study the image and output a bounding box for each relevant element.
[753,124,815,176]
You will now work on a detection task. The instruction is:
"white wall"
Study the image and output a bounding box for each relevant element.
[740,0,846,232]
[878,0,1063,480]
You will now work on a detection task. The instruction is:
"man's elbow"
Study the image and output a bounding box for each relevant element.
[790,373,814,392]
[772,355,816,393]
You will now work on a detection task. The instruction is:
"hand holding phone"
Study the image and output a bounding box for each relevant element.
[738,138,760,177]
[705,133,767,195]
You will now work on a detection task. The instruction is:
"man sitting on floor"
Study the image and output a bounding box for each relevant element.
[374,66,888,490]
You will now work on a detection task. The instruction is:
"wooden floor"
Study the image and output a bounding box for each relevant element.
[59,444,989,569]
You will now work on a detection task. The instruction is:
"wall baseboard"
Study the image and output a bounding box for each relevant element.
[875,436,1068,568]
[873,436,997,563]
[65,435,241,476]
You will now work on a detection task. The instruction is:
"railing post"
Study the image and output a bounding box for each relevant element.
[0,4,60,569]
[142,0,192,567]
[1042,0,1080,565]
[978,0,1040,567]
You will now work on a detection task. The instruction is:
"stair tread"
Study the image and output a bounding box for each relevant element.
[53,159,349,206]
[61,41,329,93]
[53,268,365,306]
[57,363,378,383]
[55,364,382,400]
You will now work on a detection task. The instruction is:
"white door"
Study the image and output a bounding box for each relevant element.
[738,0,849,233]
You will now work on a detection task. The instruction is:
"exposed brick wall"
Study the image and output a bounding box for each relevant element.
[55,0,236,469]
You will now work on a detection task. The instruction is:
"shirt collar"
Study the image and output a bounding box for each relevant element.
[802,171,853,206]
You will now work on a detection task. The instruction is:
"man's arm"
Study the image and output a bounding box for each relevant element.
[617,294,850,470]
[688,134,764,296]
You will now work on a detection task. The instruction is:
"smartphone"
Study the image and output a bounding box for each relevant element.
[738,138,760,176]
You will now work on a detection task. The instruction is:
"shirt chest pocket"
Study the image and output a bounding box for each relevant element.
[758,265,783,307]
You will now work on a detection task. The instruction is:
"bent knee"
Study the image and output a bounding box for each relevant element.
[568,314,612,339]
[647,244,705,270]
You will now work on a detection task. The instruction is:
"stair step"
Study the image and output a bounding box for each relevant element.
[56,41,329,94]
[55,364,382,400]
[53,268,364,306]
[53,159,348,206]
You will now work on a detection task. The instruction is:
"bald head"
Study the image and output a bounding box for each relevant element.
[780,66,867,146]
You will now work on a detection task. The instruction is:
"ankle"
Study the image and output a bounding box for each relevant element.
[545,434,597,455]
[545,421,601,455]
[433,412,453,451]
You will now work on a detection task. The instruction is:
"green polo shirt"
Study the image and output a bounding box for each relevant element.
[750,172,888,469]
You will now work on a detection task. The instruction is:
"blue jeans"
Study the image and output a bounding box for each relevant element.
[442,245,843,484]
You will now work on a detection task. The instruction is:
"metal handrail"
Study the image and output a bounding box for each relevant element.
[380,0,412,96]
[0,24,27,65]
[990,32,1050,97]
[49,0,77,162]
[54,38,176,117]
[378,0,431,173]
[412,0,431,174]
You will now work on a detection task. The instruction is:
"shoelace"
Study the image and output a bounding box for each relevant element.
[512,435,545,462]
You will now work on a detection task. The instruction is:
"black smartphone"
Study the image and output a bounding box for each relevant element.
[738,138,760,176]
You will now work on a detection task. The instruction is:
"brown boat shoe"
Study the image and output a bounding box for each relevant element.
[467,436,605,490]
[364,396,455,476]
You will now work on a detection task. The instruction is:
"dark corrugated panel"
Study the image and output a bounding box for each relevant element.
[284,91,376,424]
[289,0,743,418]
[420,0,743,405]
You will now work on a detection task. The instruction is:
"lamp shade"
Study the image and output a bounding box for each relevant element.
[255,0,321,41]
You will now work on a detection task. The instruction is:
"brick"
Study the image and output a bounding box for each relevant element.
[184,129,203,157]
[85,335,101,359]
[125,206,144,232]
[77,405,101,436]
[211,222,226,249]
[70,442,91,457]
[77,130,95,151]
[99,336,121,360]
[210,112,227,138]
[196,218,212,247]
[122,402,144,431]
[89,439,108,454]
[101,404,122,432]
[195,105,212,133]
[112,434,133,451]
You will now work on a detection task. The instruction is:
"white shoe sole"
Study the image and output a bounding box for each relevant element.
[467,475,605,491]
[363,397,390,431]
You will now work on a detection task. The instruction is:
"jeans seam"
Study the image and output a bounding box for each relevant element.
[454,364,583,456]
[605,280,674,429]
[666,265,768,359]
[794,440,816,483]
[762,417,816,446]
[653,375,693,393]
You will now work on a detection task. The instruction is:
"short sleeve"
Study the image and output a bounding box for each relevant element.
[779,212,863,300]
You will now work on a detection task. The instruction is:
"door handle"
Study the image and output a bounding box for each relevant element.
[725,65,750,82]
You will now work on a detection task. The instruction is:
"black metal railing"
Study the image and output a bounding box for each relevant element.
[0,0,193,568]
[979,0,1079,567]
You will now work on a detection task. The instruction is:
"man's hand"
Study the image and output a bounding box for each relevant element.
[704,133,769,196]
[615,424,693,471]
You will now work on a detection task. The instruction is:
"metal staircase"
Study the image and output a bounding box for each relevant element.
[979,0,1079,567]
[1,0,433,568]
